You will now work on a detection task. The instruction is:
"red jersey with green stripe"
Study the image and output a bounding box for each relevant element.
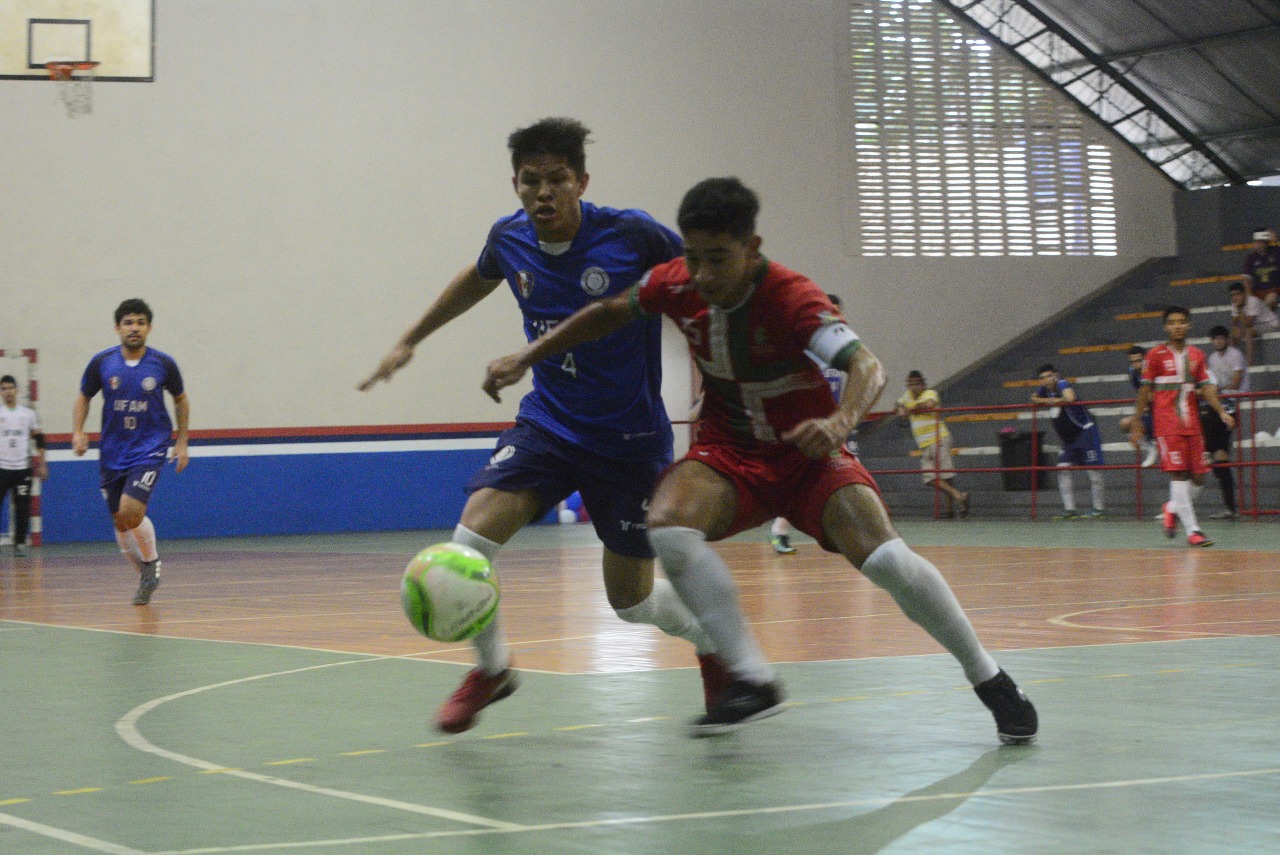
[633,258,856,448]
[1142,343,1210,436]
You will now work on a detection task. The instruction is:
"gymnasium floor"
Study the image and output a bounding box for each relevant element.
[1,519,1277,854]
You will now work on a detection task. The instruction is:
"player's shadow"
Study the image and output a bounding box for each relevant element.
[740,746,1032,855]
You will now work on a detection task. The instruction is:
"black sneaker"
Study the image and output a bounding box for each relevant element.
[133,559,161,605]
[974,670,1038,745]
[689,679,785,737]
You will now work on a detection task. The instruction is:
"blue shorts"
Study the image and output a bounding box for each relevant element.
[1058,424,1104,466]
[466,420,671,558]
[100,463,165,514]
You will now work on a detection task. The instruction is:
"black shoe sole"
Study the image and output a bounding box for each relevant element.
[689,702,786,737]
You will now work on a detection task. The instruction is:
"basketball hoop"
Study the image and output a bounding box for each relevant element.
[46,61,100,118]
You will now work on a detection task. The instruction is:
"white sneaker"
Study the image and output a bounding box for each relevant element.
[1141,446,1159,468]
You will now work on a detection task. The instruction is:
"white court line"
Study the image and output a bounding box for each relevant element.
[146,766,1280,854]
[0,812,146,854]
[115,659,525,832]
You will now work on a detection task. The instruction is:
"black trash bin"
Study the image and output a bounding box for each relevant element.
[998,430,1049,491]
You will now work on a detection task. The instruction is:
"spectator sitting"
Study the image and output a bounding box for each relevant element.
[1242,227,1280,310]
[1228,279,1279,365]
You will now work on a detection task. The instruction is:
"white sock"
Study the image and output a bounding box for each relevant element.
[615,577,715,655]
[1170,481,1200,534]
[1056,466,1075,512]
[860,538,999,685]
[130,517,158,562]
[453,524,509,675]
[648,526,773,684]
[1088,470,1105,511]
[115,529,144,572]
[770,517,791,537]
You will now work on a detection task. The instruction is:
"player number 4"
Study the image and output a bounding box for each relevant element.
[561,352,577,378]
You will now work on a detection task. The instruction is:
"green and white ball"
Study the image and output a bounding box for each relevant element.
[400,543,499,642]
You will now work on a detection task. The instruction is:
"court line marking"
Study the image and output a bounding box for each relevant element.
[115,659,526,832]
[144,766,1280,854]
[0,811,146,854]
[1050,595,1280,635]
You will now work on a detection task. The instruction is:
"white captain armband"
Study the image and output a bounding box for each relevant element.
[807,323,861,369]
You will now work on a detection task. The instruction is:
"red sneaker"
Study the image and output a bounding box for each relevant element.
[697,653,732,712]
[1162,502,1177,539]
[435,668,518,734]
[1187,531,1214,548]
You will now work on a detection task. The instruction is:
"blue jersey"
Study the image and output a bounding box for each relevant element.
[80,346,184,471]
[476,201,681,460]
[1037,378,1093,443]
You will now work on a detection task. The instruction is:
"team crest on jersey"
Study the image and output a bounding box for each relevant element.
[489,445,516,466]
[110,376,121,390]
[516,271,534,300]
[580,266,610,296]
[142,377,157,391]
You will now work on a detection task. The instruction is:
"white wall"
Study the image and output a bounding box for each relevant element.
[2,0,1175,434]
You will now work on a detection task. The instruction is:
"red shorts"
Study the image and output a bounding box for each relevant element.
[1157,433,1209,475]
[677,440,881,551]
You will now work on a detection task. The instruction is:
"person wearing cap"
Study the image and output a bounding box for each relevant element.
[1241,227,1279,310]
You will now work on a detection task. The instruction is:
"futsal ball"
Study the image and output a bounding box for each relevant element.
[400,543,499,642]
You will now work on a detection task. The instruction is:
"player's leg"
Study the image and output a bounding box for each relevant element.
[1202,415,1236,518]
[11,471,33,553]
[1084,430,1106,515]
[769,516,795,553]
[1054,459,1077,518]
[434,485,544,733]
[647,459,781,733]
[106,466,164,604]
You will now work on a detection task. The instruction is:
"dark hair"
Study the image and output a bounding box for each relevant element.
[1163,305,1190,320]
[1208,325,1230,338]
[115,298,153,324]
[906,370,924,381]
[826,293,843,307]
[1037,363,1056,375]
[677,177,759,240]
[0,375,16,386]
[1228,281,1246,293]
[1127,345,1146,356]
[508,117,590,177]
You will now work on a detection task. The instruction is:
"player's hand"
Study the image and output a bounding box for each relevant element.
[171,444,190,474]
[483,353,529,403]
[1220,412,1235,431]
[71,431,89,457]
[781,416,850,459]
[33,457,49,480]
[358,344,414,391]
[1128,425,1146,449]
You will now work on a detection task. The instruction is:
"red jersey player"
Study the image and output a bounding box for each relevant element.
[1132,306,1235,546]
[484,177,1037,745]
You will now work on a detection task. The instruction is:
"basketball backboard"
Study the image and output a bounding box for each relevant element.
[0,0,153,81]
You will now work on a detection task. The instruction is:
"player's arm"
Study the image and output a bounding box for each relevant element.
[1130,383,1152,445]
[30,427,48,480]
[171,392,190,474]
[483,294,635,402]
[359,264,504,391]
[782,343,886,459]
[1197,383,1235,430]
[71,393,92,457]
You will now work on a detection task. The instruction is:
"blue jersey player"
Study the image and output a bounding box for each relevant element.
[359,118,721,733]
[72,299,190,605]
[1031,363,1105,519]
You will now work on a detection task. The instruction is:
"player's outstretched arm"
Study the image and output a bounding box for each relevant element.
[358,264,503,391]
[171,392,191,473]
[483,295,634,402]
[783,344,886,458]
[1198,383,1235,430]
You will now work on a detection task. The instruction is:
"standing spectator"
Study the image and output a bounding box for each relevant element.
[1202,325,1246,520]
[1132,306,1234,547]
[1118,345,1158,468]
[1031,365,1105,519]
[895,371,970,518]
[0,375,48,556]
[1228,280,1279,366]
[1242,228,1279,310]
[770,292,858,553]
[72,299,190,604]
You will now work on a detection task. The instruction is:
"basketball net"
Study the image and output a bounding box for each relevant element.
[46,61,100,118]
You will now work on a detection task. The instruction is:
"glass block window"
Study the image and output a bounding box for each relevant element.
[849,0,1117,257]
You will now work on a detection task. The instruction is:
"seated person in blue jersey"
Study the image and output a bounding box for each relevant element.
[358,117,722,733]
[71,298,190,605]
[1030,364,1105,519]
[1118,345,1157,468]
